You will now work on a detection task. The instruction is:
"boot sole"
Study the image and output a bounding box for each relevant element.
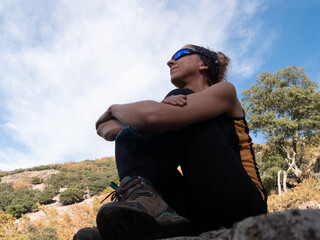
[97,204,189,239]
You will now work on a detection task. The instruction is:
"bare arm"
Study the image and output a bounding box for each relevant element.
[96,119,125,141]
[96,82,241,133]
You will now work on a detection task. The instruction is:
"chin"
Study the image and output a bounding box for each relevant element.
[170,73,188,88]
[171,78,184,88]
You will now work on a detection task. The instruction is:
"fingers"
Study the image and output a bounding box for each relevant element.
[95,117,104,130]
[95,108,112,129]
[96,122,105,137]
[161,95,187,107]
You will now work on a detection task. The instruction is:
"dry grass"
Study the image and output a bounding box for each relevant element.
[268,177,320,212]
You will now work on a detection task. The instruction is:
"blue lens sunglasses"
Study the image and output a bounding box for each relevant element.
[171,48,204,61]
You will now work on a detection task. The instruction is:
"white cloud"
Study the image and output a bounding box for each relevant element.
[0,0,271,171]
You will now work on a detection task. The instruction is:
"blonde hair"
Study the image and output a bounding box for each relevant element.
[216,51,230,82]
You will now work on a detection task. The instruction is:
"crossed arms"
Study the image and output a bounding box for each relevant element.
[96,81,240,141]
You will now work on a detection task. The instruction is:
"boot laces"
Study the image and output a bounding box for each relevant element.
[100,176,153,204]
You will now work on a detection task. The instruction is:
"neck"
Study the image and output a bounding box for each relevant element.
[183,78,210,93]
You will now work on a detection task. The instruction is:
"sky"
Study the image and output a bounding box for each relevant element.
[0,0,319,171]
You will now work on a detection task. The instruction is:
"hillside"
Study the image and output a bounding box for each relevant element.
[1,157,320,239]
[0,157,119,239]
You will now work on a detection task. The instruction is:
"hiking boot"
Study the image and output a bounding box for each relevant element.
[73,227,103,240]
[96,176,190,239]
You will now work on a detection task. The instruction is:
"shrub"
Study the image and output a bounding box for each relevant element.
[31,177,43,184]
[27,224,58,240]
[0,182,14,192]
[36,186,57,205]
[60,187,84,205]
[86,172,109,195]
[13,178,33,190]
[6,189,38,218]
[0,183,14,211]
[45,173,69,189]
[268,177,320,212]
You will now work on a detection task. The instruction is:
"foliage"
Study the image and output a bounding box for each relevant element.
[6,189,39,218]
[242,65,320,191]
[0,195,106,240]
[268,176,320,212]
[26,224,58,240]
[31,177,43,184]
[255,144,284,194]
[0,164,61,178]
[0,157,119,217]
[86,172,110,195]
[36,186,57,205]
[242,65,320,144]
[60,187,84,205]
[13,178,33,190]
[0,183,14,211]
[0,211,19,240]
[44,173,69,189]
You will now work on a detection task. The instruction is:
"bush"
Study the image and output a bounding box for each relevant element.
[27,224,58,240]
[60,187,84,205]
[86,172,109,195]
[0,183,14,211]
[36,186,57,204]
[45,173,69,189]
[6,189,38,218]
[13,178,33,190]
[268,177,320,212]
[31,177,43,184]
[0,182,14,192]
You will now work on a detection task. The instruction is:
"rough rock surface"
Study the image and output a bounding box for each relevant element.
[164,209,320,240]
[1,169,59,183]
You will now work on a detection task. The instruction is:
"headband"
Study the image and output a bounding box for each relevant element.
[191,45,220,84]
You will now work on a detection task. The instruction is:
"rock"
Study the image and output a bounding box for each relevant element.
[1,169,59,183]
[164,209,320,240]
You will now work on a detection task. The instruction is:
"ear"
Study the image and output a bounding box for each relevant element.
[199,63,208,70]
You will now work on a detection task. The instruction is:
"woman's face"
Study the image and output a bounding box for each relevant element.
[167,45,204,88]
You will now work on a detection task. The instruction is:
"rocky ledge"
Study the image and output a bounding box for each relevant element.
[164,209,320,240]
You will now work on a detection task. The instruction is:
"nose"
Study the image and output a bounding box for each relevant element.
[167,59,175,68]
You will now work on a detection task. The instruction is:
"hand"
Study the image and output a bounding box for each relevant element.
[95,107,113,130]
[96,120,123,141]
[96,121,111,139]
[161,95,187,107]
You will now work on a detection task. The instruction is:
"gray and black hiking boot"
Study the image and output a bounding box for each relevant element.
[96,176,190,239]
[73,227,103,240]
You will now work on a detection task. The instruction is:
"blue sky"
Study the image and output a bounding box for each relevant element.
[0,0,319,171]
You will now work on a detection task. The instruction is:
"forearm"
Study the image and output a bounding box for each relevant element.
[99,82,237,133]
[110,101,163,131]
[96,119,125,141]
[109,100,188,132]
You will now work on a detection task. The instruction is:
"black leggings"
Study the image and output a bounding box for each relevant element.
[114,89,267,234]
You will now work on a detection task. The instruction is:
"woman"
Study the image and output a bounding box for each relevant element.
[74,45,267,240]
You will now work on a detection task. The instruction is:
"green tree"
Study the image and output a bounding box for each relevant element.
[242,65,320,194]
[255,144,285,194]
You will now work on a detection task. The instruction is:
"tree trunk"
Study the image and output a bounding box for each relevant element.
[283,171,288,193]
[277,170,282,195]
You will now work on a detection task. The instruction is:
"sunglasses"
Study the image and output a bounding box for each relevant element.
[171,48,203,61]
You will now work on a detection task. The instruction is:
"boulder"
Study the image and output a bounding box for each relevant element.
[164,209,320,240]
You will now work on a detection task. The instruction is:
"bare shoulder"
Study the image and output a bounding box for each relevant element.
[207,81,243,117]
[206,81,237,99]
[211,81,236,91]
